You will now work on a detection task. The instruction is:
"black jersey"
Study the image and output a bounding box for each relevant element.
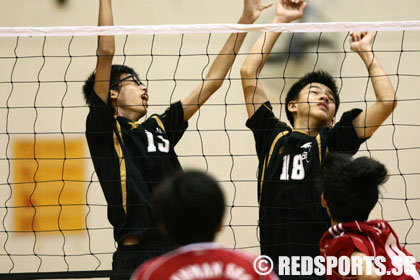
[86,92,188,245]
[246,102,365,262]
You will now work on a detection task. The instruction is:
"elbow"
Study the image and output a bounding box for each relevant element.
[203,73,224,92]
[384,95,397,112]
[207,80,223,93]
[97,37,115,56]
[240,65,256,79]
[200,78,223,95]
[97,46,115,56]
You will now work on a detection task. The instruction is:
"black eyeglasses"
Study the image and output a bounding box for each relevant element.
[110,74,143,89]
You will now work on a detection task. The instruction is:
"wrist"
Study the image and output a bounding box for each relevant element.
[361,53,380,69]
[238,14,256,24]
[273,15,292,24]
[359,50,375,63]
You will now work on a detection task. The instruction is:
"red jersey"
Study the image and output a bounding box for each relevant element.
[320,219,420,280]
[131,243,278,280]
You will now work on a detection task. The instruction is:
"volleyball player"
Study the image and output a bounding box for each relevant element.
[131,170,278,280]
[83,0,273,279]
[319,153,420,279]
[240,0,397,277]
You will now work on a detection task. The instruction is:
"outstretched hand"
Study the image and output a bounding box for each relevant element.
[242,0,273,23]
[349,32,375,54]
[275,0,307,23]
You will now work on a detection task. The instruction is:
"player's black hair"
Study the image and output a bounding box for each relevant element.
[82,64,139,106]
[154,170,225,246]
[320,153,388,222]
[285,71,340,126]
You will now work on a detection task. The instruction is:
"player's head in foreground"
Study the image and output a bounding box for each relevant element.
[285,71,340,128]
[320,153,388,224]
[154,170,225,246]
[83,64,149,120]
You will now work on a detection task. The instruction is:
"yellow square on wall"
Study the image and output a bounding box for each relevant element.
[12,138,86,233]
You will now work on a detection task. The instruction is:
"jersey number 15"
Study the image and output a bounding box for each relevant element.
[145,130,170,153]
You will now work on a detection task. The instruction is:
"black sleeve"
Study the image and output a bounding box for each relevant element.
[326,108,367,154]
[151,101,188,147]
[246,101,290,157]
[85,93,117,184]
[85,92,115,142]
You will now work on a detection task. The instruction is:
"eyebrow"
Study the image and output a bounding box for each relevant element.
[121,75,137,82]
[309,85,334,98]
[110,74,141,88]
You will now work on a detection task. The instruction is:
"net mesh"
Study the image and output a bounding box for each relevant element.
[0,22,420,278]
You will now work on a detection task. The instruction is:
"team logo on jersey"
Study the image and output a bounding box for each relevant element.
[155,127,163,134]
[300,142,312,163]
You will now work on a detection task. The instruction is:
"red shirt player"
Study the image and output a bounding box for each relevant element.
[319,153,420,280]
[131,171,277,280]
[132,243,277,280]
[320,220,420,279]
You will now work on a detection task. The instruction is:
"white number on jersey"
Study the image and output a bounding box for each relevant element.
[145,130,170,153]
[385,232,420,278]
[280,154,305,181]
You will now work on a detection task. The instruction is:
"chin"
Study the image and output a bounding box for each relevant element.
[139,111,147,118]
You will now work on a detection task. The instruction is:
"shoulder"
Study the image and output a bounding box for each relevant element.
[324,222,379,257]
[86,90,115,122]
[336,108,363,125]
[246,101,290,131]
[130,257,160,280]
[247,101,275,121]
[130,249,183,280]
[146,101,186,125]
[161,101,184,117]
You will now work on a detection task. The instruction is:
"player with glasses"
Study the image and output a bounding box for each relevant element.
[82,0,273,279]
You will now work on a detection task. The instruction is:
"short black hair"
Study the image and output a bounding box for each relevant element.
[154,170,225,246]
[285,71,340,126]
[320,153,388,222]
[82,64,139,106]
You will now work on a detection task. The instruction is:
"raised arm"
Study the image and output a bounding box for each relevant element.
[181,0,273,121]
[351,32,397,139]
[93,0,115,104]
[240,0,306,118]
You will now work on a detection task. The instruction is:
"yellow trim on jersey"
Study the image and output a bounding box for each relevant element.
[152,116,166,134]
[292,129,310,136]
[128,120,142,130]
[113,117,128,214]
[262,103,272,112]
[316,134,322,163]
[258,130,289,206]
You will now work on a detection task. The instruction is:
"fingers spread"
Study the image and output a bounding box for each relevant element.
[262,2,274,9]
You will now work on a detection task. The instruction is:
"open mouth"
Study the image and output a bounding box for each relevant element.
[141,94,149,103]
[318,103,328,112]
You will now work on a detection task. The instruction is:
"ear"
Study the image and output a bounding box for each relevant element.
[288,100,297,113]
[109,89,119,101]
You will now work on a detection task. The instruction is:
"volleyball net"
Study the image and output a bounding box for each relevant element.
[0,21,420,278]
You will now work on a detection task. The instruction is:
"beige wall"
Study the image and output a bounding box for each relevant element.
[0,0,420,277]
